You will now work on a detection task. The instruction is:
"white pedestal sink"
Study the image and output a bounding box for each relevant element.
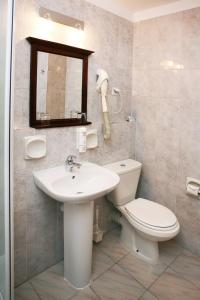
[33,162,120,288]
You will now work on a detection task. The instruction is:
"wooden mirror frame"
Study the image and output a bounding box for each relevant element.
[27,37,94,128]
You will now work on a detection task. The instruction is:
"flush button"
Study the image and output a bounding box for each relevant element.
[120,164,126,167]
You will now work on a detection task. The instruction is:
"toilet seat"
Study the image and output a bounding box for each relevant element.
[119,198,179,234]
[124,198,177,230]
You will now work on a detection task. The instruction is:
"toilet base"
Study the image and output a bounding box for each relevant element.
[120,217,159,264]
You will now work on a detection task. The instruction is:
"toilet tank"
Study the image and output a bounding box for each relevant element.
[104,159,142,206]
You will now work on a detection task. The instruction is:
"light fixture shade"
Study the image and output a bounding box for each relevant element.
[39,7,84,30]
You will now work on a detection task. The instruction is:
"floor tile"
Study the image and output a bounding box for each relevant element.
[15,229,199,300]
[92,264,145,300]
[149,268,200,300]
[181,248,197,256]
[118,252,166,288]
[15,282,40,300]
[170,252,200,288]
[159,239,183,266]
[92,245,115,280]
[139,291,158,300]
[71,287,100,300]
[30,267,76,300]
[98,229,129,262]
[48,261,64,276]
[38,245,115,283]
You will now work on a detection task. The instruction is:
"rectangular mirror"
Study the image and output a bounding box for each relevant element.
[36,52,83,120]
[27,37,94,128]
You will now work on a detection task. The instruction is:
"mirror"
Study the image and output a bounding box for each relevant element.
[37,53,83,120]
[27,37,94,128]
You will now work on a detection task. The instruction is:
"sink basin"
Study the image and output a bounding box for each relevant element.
[33,161,120,289]
[33,162,119,204]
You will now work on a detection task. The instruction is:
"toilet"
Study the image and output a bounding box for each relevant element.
[105,159,180,264]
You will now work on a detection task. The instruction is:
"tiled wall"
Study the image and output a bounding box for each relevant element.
[133,8,200,255]
[13,0,134,286]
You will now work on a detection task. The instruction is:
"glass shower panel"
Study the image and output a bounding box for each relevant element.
[0,175,5,300]
[0,0,13,299]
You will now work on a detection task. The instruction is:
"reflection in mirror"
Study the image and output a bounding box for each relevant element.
[27,37,94,128]
[36,52,83,120]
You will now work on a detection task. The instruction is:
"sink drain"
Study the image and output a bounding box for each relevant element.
[76,192,83,194]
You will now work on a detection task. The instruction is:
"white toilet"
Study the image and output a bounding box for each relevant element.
[105,159,180,264]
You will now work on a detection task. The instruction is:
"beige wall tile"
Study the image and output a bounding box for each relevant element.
[133,7,200,255]
[13,0,134,286]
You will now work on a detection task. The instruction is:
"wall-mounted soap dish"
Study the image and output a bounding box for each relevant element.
[86,129,98,149]
[24,135,46,160]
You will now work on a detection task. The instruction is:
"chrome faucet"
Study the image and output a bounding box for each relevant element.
[65,155,82,172]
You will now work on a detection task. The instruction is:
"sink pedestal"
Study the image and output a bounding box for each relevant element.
[33,162,119,288]
[64,201,94,289]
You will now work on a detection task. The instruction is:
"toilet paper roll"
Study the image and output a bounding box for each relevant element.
[187,183,200,196]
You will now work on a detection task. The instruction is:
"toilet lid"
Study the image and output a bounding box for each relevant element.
[124,198,177,229]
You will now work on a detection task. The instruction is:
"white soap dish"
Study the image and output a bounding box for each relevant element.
[24,135,46,160]
[86,129,98,149]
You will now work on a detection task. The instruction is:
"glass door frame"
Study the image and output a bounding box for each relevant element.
[0,0,14,299]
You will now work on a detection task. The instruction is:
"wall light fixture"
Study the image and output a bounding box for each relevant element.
[39,7,84,31]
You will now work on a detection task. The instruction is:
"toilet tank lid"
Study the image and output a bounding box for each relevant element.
[104,159,142,175]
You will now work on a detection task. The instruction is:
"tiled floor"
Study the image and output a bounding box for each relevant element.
[15,228,200,300]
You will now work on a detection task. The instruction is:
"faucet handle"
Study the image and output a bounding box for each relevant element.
[66,155,77,165]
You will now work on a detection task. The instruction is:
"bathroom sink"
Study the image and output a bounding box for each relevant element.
[33,161,120,204]
[34,161,119,289]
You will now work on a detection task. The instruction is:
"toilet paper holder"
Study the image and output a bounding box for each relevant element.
[186,177,200,197]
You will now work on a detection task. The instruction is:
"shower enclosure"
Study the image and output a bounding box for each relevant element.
[0,0,13,299]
